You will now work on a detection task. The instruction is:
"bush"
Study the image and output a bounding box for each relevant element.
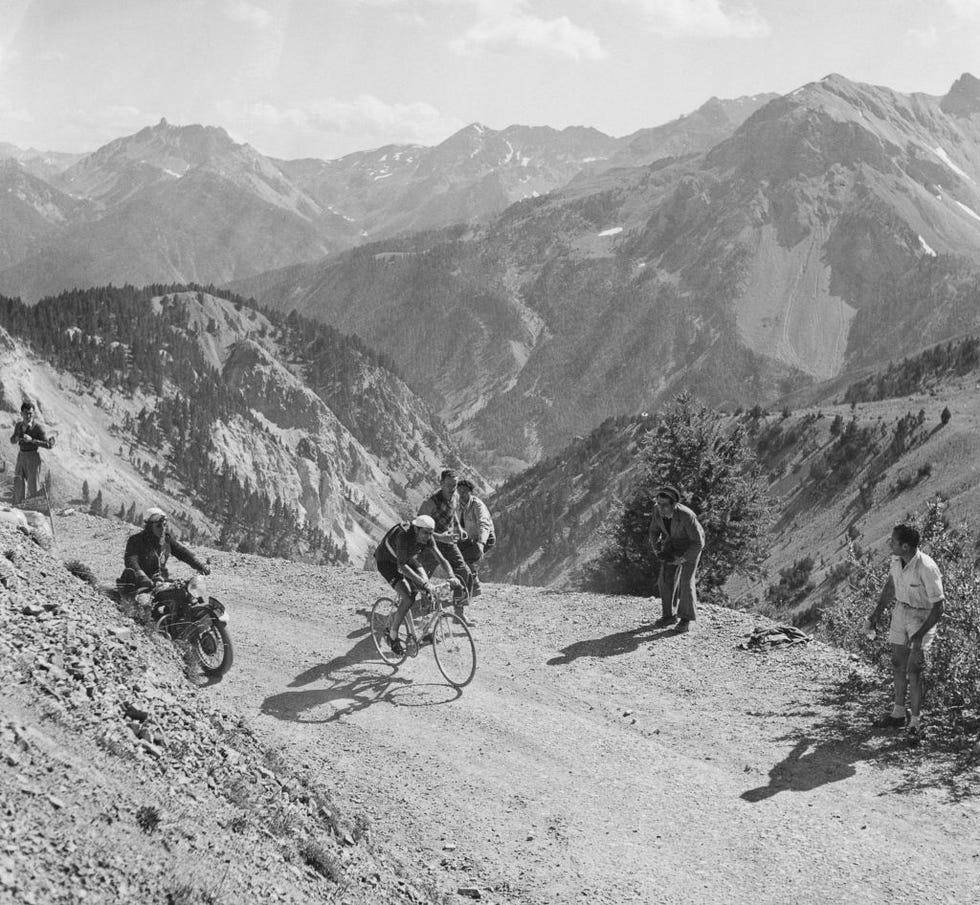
[765,556,816,610]
[580,394,772,596]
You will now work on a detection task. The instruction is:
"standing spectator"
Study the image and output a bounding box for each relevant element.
[418,468,473,616]
[10,401,51,505]
[648,485,705,633]
[456,478,495,598]
[864,524,945,743]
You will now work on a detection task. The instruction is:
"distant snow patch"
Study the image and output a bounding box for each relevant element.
[597,227,623,237]
[954,200,980,223]
[372,172,392,180]
[163,168,183,178]
[918,235,937,257]
[933,147,975,183]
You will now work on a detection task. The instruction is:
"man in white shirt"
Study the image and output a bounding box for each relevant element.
[865,524,945,743]
[456,478,494,599]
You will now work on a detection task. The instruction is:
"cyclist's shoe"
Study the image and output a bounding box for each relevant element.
[387,634,404,655]
[675,619,693,634]
[471,577,483,598]
[653,615,678,629]
[907,723,924,747]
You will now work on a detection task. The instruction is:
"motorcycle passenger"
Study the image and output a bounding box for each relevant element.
[118,507,210,617]
[374,514,462,655]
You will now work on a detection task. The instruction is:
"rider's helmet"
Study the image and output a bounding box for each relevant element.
[144,507,167,524]
[411,515,435,532]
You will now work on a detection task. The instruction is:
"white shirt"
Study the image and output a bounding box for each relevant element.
[890,550,944,610]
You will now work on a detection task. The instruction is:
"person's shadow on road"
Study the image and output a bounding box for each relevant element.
[546,623,677,666]
[740,736,868,801]
[741,706,912,802]
[260,610,457,722]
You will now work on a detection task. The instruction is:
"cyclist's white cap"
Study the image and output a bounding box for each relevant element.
[144,507,167,523]
[411,515,435,531]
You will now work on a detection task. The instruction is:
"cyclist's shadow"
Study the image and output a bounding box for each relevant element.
[260,609,455,723]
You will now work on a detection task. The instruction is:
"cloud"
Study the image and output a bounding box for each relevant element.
[216,95,466,154]
[908,23,940,48]
[945,0,980,21]
[451,9,606,60]
[617,0,770,39]
[222,1,274,28]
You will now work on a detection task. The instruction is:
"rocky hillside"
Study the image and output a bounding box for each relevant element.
[237,73,980,475]
[0,519,431,905]
[0,285,470,566]
[0,93,768,304]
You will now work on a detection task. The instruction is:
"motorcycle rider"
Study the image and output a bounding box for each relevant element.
[118,507,210,617]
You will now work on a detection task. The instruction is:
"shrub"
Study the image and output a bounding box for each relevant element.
[299,837,342,882]
[765,556,816,610]
[580,394,772,596]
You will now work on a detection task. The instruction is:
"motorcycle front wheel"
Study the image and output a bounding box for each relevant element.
[191,621,234,677]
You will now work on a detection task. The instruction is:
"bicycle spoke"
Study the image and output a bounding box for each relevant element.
[432,612,476,688]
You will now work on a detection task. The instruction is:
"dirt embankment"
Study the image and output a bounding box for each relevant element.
[4,510,980,904]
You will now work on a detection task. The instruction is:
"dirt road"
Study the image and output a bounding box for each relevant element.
[65,513,980,905]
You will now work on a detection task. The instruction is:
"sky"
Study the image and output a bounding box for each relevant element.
[0,0,979,161]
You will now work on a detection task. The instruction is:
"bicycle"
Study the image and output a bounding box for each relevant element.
[370,580,477,688]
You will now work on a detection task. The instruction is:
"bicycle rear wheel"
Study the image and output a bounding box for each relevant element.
[371,597,408,666]
[432,612,476,688]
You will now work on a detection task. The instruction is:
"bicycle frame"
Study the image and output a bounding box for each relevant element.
[402,582,455,652]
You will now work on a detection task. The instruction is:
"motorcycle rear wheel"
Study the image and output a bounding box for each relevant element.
[191,621,234,677]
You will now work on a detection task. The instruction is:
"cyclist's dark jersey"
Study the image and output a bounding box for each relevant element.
[374,523,435,569]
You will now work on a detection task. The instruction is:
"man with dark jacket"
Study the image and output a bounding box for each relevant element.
[118,507,210,595]
[418,469,473,615]
[648,485,705,633]
[10,401,52,505]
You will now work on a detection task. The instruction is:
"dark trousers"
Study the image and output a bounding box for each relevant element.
[422,541,472,591]
[458,538,484,572]
[658,556,699,621]
[13,451,42,504]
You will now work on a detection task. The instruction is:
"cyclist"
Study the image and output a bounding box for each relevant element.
[374,514,462,654]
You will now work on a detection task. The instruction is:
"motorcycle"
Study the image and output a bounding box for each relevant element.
[150,574,234,679]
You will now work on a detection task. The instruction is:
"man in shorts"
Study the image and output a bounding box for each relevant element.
[865,524,945,742]
[374,515,461,654]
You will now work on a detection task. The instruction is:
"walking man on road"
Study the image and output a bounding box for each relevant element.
[10,401,52,505]
[648,485,705,633]
[865,524,944,743]
[457,478,495,598]
[418,468,473,617]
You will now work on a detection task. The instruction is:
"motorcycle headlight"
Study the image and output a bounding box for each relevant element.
[188,574,207,598]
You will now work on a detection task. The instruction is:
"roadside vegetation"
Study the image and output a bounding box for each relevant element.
[581,394,771,597]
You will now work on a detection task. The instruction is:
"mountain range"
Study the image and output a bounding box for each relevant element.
[0,95,774,304]
[236,73,980,475]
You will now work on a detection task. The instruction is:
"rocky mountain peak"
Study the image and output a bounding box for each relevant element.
[941,72,980,117]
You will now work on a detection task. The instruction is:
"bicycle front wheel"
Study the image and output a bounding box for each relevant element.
[371,597,408,666]
[432,612,476,688]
